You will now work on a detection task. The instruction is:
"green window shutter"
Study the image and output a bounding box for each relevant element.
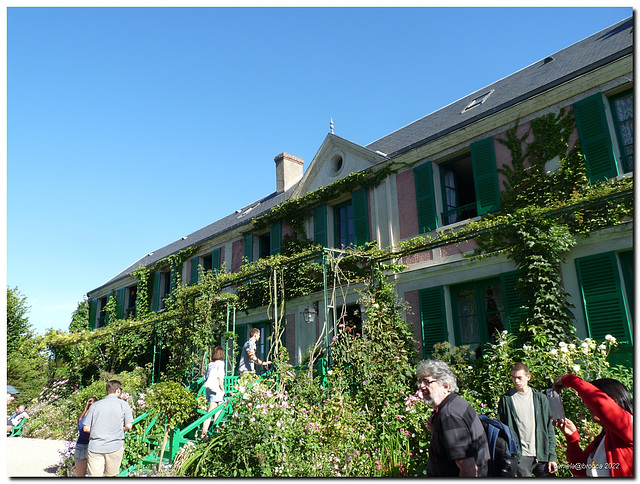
[352,187,369,247]
[501,271,527,333]
[89,299,97,331]
[314,204,327,247]
[419,286,448,358]
[212,248,222,271]
[244,235,253,263]
[414,162,437,232]
[169,266,177,293]
[151,271,161,312]
[618,250,633,317]
[116,288,125,319]
[575,252,631,345]
[104,295,111,326]
[270,223,282,256]
[471,137,501,216]
[190,256,199,285]
[573,93,618,183]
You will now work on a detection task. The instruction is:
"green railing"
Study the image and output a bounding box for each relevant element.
[117,361,329,476]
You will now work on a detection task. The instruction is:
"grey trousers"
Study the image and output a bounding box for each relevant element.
[517,456,553,477]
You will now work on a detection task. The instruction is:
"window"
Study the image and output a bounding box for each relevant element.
[97,296,108,328]
[335,304,362,337]
[334,201,355,248]
[202,254,213,272]
[330,153,344,176]
[573,91,634,183]
[452,278,506,357]
[462,90,494,113]
[125,285,137,318]
[316,189,368,250]
[451,271,525,357]
[416,137,500,232]
[440,154,478,224]
[195,248,222,283]
[160,271,171,310]
[609,90,633,173]
[260,233,271,259]
[151,270,172,311]
[252,323,272,376]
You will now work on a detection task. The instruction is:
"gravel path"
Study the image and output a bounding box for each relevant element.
[6,437,68,477]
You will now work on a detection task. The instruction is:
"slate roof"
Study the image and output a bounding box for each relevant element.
[88,16,633,296]
[89,185,298,294]
[366,17,633,157]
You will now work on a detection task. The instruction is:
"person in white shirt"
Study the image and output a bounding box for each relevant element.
[202,346,226,437]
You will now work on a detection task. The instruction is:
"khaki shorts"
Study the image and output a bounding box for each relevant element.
[87,446,124,477]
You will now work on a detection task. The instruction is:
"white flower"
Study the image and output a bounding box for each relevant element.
[502,330,508,335]
[581,341,589,348]
[560,346,569,353]
[559,341,567,347]
[572,365,581,373]
[569,344,576,350]
[523,345,532,351]
[605,334,616,342]
[550,349,558,355]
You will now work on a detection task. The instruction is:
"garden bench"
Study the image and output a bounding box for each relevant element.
[8,417,27,437]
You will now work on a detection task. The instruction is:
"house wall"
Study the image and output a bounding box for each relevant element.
[86,24,633,368]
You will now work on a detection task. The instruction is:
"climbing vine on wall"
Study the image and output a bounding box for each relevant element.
[251,163,399,234]
[469,110,633,347]
[45,108,632,379]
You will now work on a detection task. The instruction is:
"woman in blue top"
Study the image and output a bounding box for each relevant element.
[75,397,97,477]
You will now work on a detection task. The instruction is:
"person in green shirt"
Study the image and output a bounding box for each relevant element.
[498,363,557,477]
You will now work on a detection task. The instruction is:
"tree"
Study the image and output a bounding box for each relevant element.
[7,286,32,354]
[6,287,48,405]
[143,381,195,469]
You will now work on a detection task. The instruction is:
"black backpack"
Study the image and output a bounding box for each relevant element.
[478,414,519,477]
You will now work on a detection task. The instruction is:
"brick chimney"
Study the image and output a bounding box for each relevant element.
[274,152,304,193]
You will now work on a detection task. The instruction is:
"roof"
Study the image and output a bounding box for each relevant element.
[88,16,633,297]
[88,183,298,295]
[366,17,633,157]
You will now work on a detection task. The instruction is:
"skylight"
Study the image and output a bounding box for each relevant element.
[462,90,494,113]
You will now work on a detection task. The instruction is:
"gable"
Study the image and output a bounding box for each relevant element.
[292,133,387,198]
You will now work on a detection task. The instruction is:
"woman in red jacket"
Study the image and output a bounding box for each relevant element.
[553,375,633,477]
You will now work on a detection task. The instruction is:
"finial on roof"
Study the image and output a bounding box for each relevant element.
[330,118,334,134]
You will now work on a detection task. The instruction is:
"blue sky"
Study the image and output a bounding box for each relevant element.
[6,6,632,336]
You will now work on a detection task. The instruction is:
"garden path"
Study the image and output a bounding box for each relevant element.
[5,437,67,477]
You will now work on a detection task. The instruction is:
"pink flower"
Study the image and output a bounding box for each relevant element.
[376,465,383,470]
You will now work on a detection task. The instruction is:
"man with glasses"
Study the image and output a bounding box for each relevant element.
[417,360,490,477]
[497,362,557,476]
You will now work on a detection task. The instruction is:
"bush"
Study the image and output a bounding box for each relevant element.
[23,369,149,441]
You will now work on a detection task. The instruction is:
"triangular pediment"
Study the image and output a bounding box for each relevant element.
[293,133,388,198]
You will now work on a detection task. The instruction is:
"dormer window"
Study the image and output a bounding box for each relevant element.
[462,90,494,113]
